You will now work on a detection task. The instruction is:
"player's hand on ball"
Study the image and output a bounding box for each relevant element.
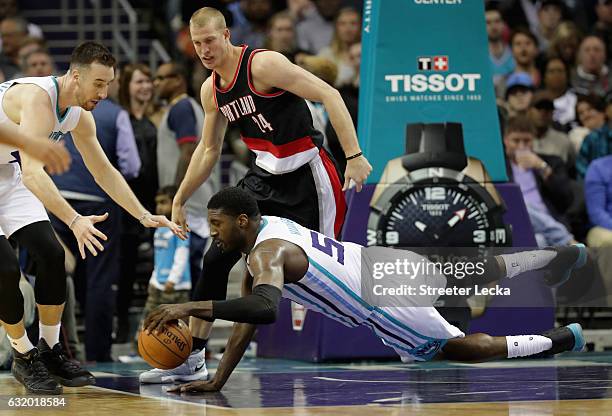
[168,380,221,393]
[70,213,108,259]
[144,303,191,334]
[343,154,372,192]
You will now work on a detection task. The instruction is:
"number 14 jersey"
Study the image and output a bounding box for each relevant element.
[213,46,324,175]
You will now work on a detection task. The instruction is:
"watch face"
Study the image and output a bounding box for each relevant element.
[368,169,510,248]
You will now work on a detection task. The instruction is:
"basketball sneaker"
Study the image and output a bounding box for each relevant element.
[139,349,209,384]
[542,244,588,288]
[537,323,585,358]
[11,347,62,394]
[37,339,96,387]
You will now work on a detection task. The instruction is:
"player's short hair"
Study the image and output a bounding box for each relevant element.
[190,7,227,30]
[70,41,116,70]
[505,115,536,136]
[157,185,178,200]
[208,187,260,219]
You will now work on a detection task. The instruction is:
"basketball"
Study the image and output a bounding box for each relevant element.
[137,320,193,370]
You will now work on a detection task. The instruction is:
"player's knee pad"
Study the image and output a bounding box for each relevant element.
[15,222,66,305]
[32,236,66,305]
[0,256,24,324]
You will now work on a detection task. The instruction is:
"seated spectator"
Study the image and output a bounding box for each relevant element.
[230,0,274,49]
[571,35,612,98]
[547,21,582,71]
[510,28,541,88]
[317,7,361,87]
[528,90,575,167]
[569,94,607,153]
[486,3,515,87]
[534,0,566,53]
[593,0,612,63]
[296,0,342,54]
[0,16,28,79]
[542,57,577,128]
[138,186,191,332]
[585,155,612,248]
[21,49,54,77]
[505,72,535,117]
[576,97,611,179]
[504,115,574,243]
[16,36,45,66]
[264,11,305,63]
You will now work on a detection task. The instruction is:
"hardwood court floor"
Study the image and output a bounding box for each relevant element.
[2,352,612,415]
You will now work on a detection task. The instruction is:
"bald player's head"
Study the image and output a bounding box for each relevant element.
[190,7,227,30]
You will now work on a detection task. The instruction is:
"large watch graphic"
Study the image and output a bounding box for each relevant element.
[368,122,512,248]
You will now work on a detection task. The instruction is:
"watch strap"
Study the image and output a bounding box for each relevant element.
[402,122,468,172]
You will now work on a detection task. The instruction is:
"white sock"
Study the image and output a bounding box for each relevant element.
[39,323,61,347]
[499,250,557,278]
[506,335,553,358]
[7,333,35,354]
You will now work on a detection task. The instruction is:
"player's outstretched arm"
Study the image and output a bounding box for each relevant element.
[71,111,186,240]
[168,272,258,393]
[250,50,372,191]
[0,121,71,175]
[19,92,108,259]
[173,78,228,231]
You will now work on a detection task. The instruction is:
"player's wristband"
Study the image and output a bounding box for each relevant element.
[138,211,151,224]
[346,151,363,161]
[68,214,82,230]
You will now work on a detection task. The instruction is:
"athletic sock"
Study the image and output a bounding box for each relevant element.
[192,336,208,353]
[506,335,553,358]
[497,249,557,279]
[39,323,61,347]
[7,333,35,355]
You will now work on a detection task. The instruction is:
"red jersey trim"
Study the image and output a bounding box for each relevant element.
[247,49,286,98]
[319,148,346,237]
[214,45,247,94]
[177,136,198,144]
[242,136,316,158]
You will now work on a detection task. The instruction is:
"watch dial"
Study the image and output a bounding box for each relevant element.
[372,182,508,248]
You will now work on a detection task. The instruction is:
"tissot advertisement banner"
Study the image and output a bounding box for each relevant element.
[359,0,507,182]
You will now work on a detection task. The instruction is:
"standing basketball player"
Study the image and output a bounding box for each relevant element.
[0,41,183,394]
[138,7,371,384]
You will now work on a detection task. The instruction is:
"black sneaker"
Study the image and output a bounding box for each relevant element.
[535,323,585,358]
[11,347,62,395]
[38,339,96,387]
[542,244,588,288]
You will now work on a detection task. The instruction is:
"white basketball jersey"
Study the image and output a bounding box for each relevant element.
[247,216,370,327]
[0,76,82,165]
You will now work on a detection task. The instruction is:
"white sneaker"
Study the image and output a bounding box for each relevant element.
[139,349,209,384]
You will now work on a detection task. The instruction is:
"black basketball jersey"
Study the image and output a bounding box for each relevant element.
[214,46,324,174]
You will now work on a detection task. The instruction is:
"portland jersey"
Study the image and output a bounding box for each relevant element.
[214,46,324,174]
[246,216,369,328]
[0,76,82,165]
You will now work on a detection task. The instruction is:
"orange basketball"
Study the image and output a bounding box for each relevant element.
[138,320,193,369]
